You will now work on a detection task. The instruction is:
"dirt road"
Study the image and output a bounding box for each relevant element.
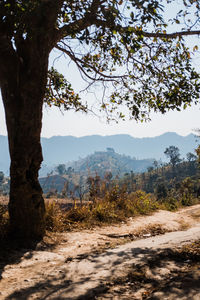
[0,204,200,299]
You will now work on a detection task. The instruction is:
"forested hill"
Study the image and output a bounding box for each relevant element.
[68,149,154,176]
[0,132,198,175]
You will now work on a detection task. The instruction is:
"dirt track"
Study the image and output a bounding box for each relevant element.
[0,204,200,299]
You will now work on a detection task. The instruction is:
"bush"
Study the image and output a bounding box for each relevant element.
[163,197,179,211]
[92,200,118,222]
[45,201,68,232]
[128,190,158,215]
[66,205,90,222]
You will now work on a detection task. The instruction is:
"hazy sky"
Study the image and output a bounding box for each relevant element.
[1,50,200,139]
[0,2,200,139]
[42,103,200,138]
[1,93,199,138]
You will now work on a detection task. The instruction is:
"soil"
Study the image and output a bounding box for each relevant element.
[0,204,200,299]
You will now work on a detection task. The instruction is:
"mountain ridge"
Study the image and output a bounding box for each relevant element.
[0,132,198,175]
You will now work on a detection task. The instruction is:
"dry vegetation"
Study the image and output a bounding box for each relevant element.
[45,190,160,233]
[1,186,200,241]
[0,196,9,239]
[45,186,200,233]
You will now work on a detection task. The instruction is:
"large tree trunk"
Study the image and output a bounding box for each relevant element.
[1,47,49,239]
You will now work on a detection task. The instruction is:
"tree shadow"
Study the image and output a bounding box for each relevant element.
[0,238,36,281]
[4,272,108,300]
[3,242,200,300]
[0,233,59,281]
[100,246,200,299]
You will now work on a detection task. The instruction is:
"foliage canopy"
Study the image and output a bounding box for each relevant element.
[1,0,200,120]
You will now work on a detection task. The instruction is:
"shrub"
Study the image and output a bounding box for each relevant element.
[92,200,118,222]
[128,190,158,215]
[45,201,68,232]
[66,205,90,223]
[162,196,179,211]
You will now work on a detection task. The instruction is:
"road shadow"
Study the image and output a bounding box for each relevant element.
[3,240,200,300]
[0,238,36,281]
[99,245,200,299]
[0,232,59,282]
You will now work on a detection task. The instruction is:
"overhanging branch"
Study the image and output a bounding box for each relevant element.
[55,0,107,43]
[55,43,127,82]
[141,30,200,38]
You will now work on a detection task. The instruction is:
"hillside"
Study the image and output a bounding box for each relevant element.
[39,150,154,194]
[69,148,154,176]
[0,132,198,175]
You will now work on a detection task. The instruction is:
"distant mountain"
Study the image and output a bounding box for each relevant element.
[0,132,198,175]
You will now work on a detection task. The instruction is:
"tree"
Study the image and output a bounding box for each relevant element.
[156,183,168,201]
[153,161,159,169]
[164,146,181,167]
[56,164,66,176]
[1,0,200,239]
[186,152,197,162]
[75,175,86,206]
[0,172,4,185]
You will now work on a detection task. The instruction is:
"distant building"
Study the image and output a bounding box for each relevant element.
[106,147,115,153]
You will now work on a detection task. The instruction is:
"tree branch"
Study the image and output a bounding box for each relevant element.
[141,30,200,39]
[55,0,107,43]
[57,14,200,43]
[56,44,127,82]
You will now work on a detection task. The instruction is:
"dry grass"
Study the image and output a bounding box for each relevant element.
[134,223,170,238]
[0,203,9,239]
[0,190,199,236]
[178,220,191,231]
[190,208,200,220]
[45,190,159,232]
[0,195,8,205]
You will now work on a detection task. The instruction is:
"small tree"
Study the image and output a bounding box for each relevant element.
[164,146,181,168]
[56,164,66,176]
[186,152,197,162]
[0,172,4,185]
[76,176,86,206]
[156,183,168,201]
[87,174,101,204]
[153,161,159,169]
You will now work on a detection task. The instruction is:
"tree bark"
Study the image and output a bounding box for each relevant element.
[0,45,49,239]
